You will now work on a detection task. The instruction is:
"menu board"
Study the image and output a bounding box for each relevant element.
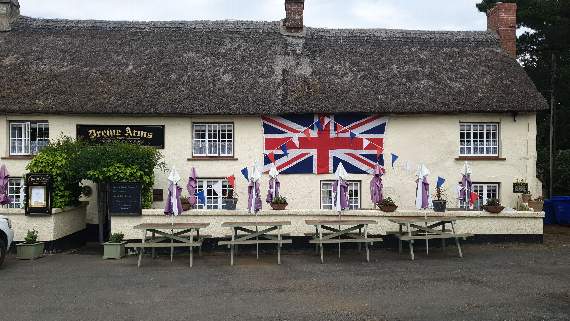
[109,182,142,216]
[513,182,529,194]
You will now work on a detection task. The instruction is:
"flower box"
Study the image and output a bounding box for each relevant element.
[103,242,126,259]
[16,242,45,260]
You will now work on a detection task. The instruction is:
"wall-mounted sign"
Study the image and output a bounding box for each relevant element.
[25,173,52,216]
[513,182,529,194]
[108,182,142,216]
[76,125,165,149]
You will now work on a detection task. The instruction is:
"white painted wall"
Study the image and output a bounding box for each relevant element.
[0,113,541,220]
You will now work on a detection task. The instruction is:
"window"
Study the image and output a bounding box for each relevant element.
[192,123,233,157]
[321,181,360,210]
[459,123,499,156]
[195,179,233,209]
[460,183,500,210]
[6,178,24,209]
[10,121,49,155]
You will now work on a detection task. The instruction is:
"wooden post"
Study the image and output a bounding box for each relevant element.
[549,53,557,198]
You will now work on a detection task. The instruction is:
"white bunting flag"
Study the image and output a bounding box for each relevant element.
[211,181,223,196]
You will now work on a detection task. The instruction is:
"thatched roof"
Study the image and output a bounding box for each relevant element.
[0,17,547,115]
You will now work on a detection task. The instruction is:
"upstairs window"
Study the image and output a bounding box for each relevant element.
[459,123,499,156]
[321,181,361,210]
[195,178,233,210]
[192,123,234,157]
[10,121,49,156]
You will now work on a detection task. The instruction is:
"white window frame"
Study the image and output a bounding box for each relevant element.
[192,123,234,157]
[9,121,49,156]
[460,182,500,210]
[6,177,24,209]
[320,180,361,210]
[459,122,499,156]
[195,178,232,210]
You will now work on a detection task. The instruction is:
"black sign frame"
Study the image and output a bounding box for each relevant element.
[76,125,165,149]
[513,182,529,194]
[25,173,53,216]
[108,182,142,217]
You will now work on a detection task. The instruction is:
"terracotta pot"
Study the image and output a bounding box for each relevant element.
[379,204,398,212]
[527,200,543,212]
[483,205,505,214]
[270,203,288,210]
[521,194,532,203]
[181,198,191,211]
[223,198,238,210]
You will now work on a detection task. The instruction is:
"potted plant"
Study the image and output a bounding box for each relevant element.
[16,230,45,260]
[103,232,126,259]
[528,196,544,212]
[223,189,238,210]
[432,186,447,212]
[270,196,288,210]
[180,195,192,211]
[483,198,505,214]
[378,197,398,212]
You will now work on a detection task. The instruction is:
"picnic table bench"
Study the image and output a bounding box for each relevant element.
[388,217,472,260]
[218,221,292,265]
[125,223,210,268]
[305,219,383,263]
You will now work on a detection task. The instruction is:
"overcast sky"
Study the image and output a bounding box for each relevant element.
[20,0,488,31]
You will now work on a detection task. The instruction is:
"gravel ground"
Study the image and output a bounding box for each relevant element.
[1,226,569,321]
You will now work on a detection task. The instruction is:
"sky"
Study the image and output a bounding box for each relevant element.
[19,0,489,31]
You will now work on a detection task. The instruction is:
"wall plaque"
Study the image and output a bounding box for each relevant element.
[513,182,529,194]
[76,125,165,148]
[108,182,142,216]
[25,173,53,216]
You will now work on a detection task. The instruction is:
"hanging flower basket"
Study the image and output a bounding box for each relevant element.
[483,205,505,214]
[379,204,397,212]
[270,203,288,210]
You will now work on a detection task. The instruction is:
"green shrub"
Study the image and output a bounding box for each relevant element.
[24,230,39,244]
[485,198,501,206]
[271,196,288,204]
[26,137,164,209]
[379,197,396,206]
[108,233,125,243]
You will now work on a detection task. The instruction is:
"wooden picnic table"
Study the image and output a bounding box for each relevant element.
[218,221,292,266]
[305,219,383,263]
[126,222,210,268]
[388,217,472,260]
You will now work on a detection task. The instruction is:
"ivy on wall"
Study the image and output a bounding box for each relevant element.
[26,137,164,209]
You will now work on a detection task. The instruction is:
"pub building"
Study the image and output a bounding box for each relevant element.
[1,0,546,245]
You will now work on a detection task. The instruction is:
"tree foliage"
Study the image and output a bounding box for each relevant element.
[477,0,570,195]
[26,137,164,208]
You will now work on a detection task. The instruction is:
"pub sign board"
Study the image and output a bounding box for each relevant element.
[108,182,142,216]
[25,173,53,216]
[76,125,165,149]
[513,182,529,194]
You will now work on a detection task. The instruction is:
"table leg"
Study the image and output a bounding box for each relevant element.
[189,229,194,268]
[425,222,429,255]
[138,229,147,268]
[407,223,415,261]
[198,229,202,257]
[358,227,362,252]
[256,225,259,261]
[338,224,341,259]
[314,226,319,254]
[398,224,403,254]
[451,221,463,258]
[318,225,324,264]
[441,223,446,252]
[170,228,174,263]
[230,227,235,266]
[364,224,370,262]
[152,231,156,259]
[277,226,282,265]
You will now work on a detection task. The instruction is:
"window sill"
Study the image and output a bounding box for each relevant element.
[1,155,34,160]
[187,156,238,161]
[455,156,506,161]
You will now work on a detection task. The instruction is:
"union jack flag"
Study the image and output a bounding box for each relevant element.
[262,114,388,174]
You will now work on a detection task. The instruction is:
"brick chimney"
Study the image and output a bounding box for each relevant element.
[283,0,304,33]
[0,0,19,32]
[487,2,517,57]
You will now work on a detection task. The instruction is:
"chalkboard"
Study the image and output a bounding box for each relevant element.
[513,182,529,194]
[109,182,142,216]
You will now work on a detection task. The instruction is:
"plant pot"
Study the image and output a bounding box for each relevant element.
[16,242,45,260]
[432,200,447,212]
[483,205,505,214]
[223,198,238,210]
[181,199,191,211]
[379,204,398,212]
[527,200,544,212]
[521,194,532,203]
[103,242,126,259]
[270,203,288,210]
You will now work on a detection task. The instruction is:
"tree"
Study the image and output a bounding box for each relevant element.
[477,0,570,196]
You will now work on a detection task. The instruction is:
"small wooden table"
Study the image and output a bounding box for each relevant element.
[126,223,210,268]
[388,217,472,260]
[218,221,292,266]
[305,219,383,263]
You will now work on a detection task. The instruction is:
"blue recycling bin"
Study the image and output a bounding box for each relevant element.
[545,196,570,225]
